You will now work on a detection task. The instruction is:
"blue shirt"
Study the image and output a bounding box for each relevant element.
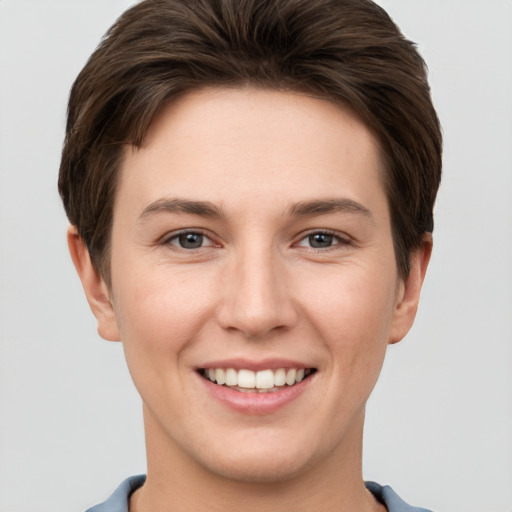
[86,475,433,512]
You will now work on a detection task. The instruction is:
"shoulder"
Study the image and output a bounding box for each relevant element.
[85,475,146,512]
[365,481,435,512]
[85,476,434,512]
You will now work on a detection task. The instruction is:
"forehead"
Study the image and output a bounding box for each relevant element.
[116,87,386,216]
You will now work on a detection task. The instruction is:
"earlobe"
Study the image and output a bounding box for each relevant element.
[388,234,432,345]
[67,225,121,342]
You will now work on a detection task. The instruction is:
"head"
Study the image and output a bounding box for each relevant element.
[58,0,442,286]
[59,0,442,491]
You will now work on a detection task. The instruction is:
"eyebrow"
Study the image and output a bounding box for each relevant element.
[288,198,373,221]
[138,198,224,221]
[138,196,373,222]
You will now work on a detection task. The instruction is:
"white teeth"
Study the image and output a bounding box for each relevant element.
[225,368,237,386]
[237,369,256,388]
[215,368,226,385]
[285,368,297,386]
[274,368,286,387]
[204,367,313,390]
[256,369,274,389]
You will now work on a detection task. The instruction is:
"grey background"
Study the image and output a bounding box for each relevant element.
[0,1,511,511]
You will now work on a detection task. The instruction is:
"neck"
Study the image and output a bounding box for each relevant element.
[131,406,384,512]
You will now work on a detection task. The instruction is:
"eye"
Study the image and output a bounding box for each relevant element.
[307,233,334,248]
[296,231,349,249]
[166,231,214,249]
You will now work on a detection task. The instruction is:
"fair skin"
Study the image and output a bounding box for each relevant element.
[69,88,431,512]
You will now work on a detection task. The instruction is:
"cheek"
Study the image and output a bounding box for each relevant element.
[297,264,398,390]
[110,268,218,414]
[300,265,398,339]
[111,264,216,359]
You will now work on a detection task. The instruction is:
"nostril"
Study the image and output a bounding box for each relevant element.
[215,267,299,338]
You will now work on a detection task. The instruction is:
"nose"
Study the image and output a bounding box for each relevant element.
[216,247,298,339]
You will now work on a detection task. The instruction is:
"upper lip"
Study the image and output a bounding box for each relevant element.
[197,358,315,372]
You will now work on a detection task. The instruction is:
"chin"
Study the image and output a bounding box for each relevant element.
[189,428,329,484]
[202,450,313,484]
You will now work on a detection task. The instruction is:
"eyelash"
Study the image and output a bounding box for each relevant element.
[294,230,352,251]
[162,229,351,251]
[163,230,217,250]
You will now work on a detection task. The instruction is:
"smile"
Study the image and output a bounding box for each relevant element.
[200,367,316,393]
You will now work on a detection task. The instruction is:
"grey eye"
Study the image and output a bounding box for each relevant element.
[308,233,334,248]
[177,232,204,249]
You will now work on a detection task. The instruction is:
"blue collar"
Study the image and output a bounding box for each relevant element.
[86,475,433,512]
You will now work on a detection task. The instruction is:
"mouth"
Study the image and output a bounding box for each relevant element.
[198,367,317,393]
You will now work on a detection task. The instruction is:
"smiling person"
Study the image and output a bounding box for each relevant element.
[58,0,442,511]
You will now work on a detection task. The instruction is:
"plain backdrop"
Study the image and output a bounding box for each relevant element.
[0,1,511,511]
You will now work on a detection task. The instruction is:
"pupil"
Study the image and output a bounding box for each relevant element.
[179,233,203,248]
[309,233,333,248]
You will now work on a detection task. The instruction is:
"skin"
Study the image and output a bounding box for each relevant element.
[69,87,431,512]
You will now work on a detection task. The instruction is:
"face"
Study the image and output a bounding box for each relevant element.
[75,87,427,483]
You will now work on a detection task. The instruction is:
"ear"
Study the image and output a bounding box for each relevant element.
[389,234,432,345]
[67,225,121,341]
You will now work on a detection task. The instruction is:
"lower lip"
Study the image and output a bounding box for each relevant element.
[198,373,314,415]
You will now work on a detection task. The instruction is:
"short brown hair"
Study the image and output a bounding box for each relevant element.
[58,0,442,282]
